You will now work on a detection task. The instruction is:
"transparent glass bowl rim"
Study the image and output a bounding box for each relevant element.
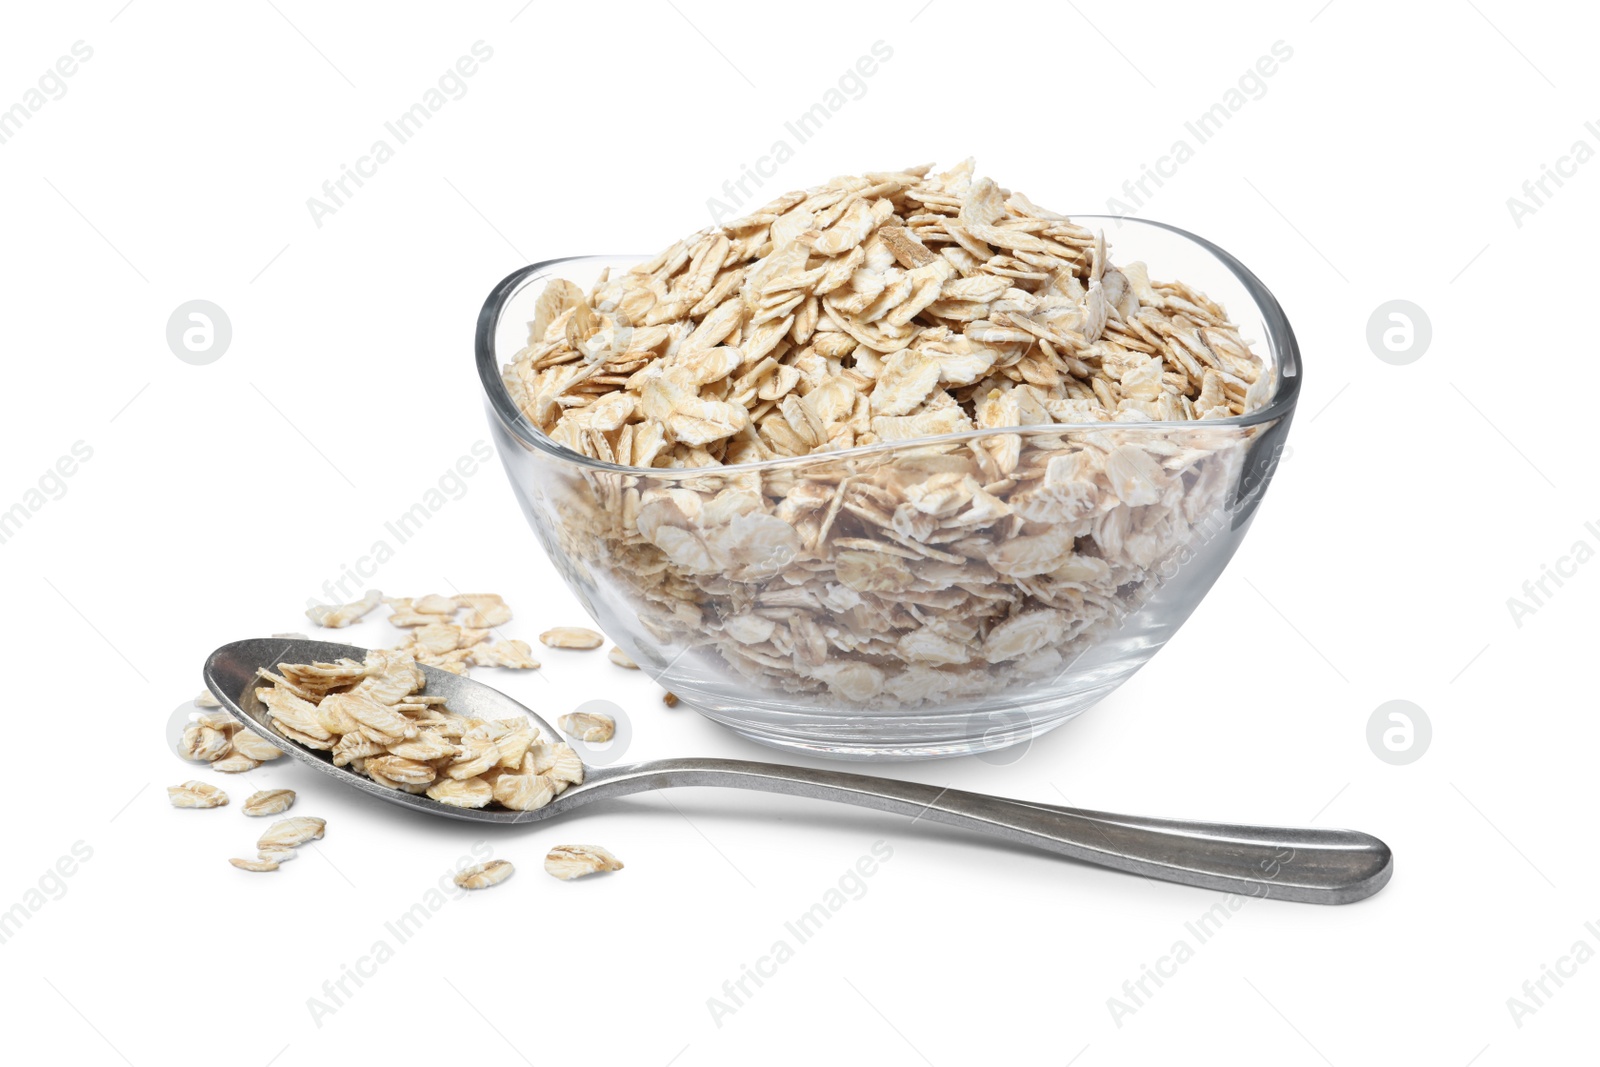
[475,215,1303,478]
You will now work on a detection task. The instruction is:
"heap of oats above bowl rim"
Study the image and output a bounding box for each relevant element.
[476,160,1300,760]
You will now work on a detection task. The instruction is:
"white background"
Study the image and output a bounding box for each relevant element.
[2,1,1595,1063]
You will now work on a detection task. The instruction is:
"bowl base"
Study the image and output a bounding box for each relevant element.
[675,677,1124,761]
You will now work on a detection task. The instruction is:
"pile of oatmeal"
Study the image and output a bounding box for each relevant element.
[502,160,1275,707]
[256,649,584,812]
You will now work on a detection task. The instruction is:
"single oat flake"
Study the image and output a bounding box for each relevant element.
[544,844,624,881]
[427,776,494,809]
[210,753,261,774]
[242,789,296,817]
[168,781,228,808]
[454,859,515,890]
[179,723,232,763]
[493,772,555,812]
[257,816,326,850]
[540,627,605,650]
[607,646,638,669]
[457,593,513,628]
[229,857,279,872]
[467,639,541,669]
[558,711,616,742]
[306,588,384,628]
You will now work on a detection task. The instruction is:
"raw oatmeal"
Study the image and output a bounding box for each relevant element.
[501,160,1275,708]
[254,649,582,812]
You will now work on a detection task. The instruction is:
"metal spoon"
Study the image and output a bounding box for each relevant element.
[205,637,1393,904]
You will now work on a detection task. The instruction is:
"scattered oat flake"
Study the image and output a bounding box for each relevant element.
[179,723,232,763]
[196,710,235,732]
[467,640,541,669]
[457,593,512,628]
[454,859,515,890]
[389,610,455,628]
[242,789,296,817]
[194,690,221,709]
[306,588,384,628]
[540,627,604,650]
[230,857,279,872]
[211,752,261,774]
[257,816,326,850]
[168,781,228,808]
[607,646,638,669]
[558,712,615,742]
[544,844,624,881]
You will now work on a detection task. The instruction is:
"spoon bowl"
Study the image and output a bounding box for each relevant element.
[206,636,576,824]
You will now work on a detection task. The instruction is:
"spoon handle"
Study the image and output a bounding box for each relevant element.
[581,758,1391,904]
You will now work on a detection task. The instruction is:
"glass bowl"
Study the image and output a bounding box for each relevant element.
[475,216,1300,760]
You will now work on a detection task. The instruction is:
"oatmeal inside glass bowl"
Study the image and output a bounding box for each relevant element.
[475,163,1299,759]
